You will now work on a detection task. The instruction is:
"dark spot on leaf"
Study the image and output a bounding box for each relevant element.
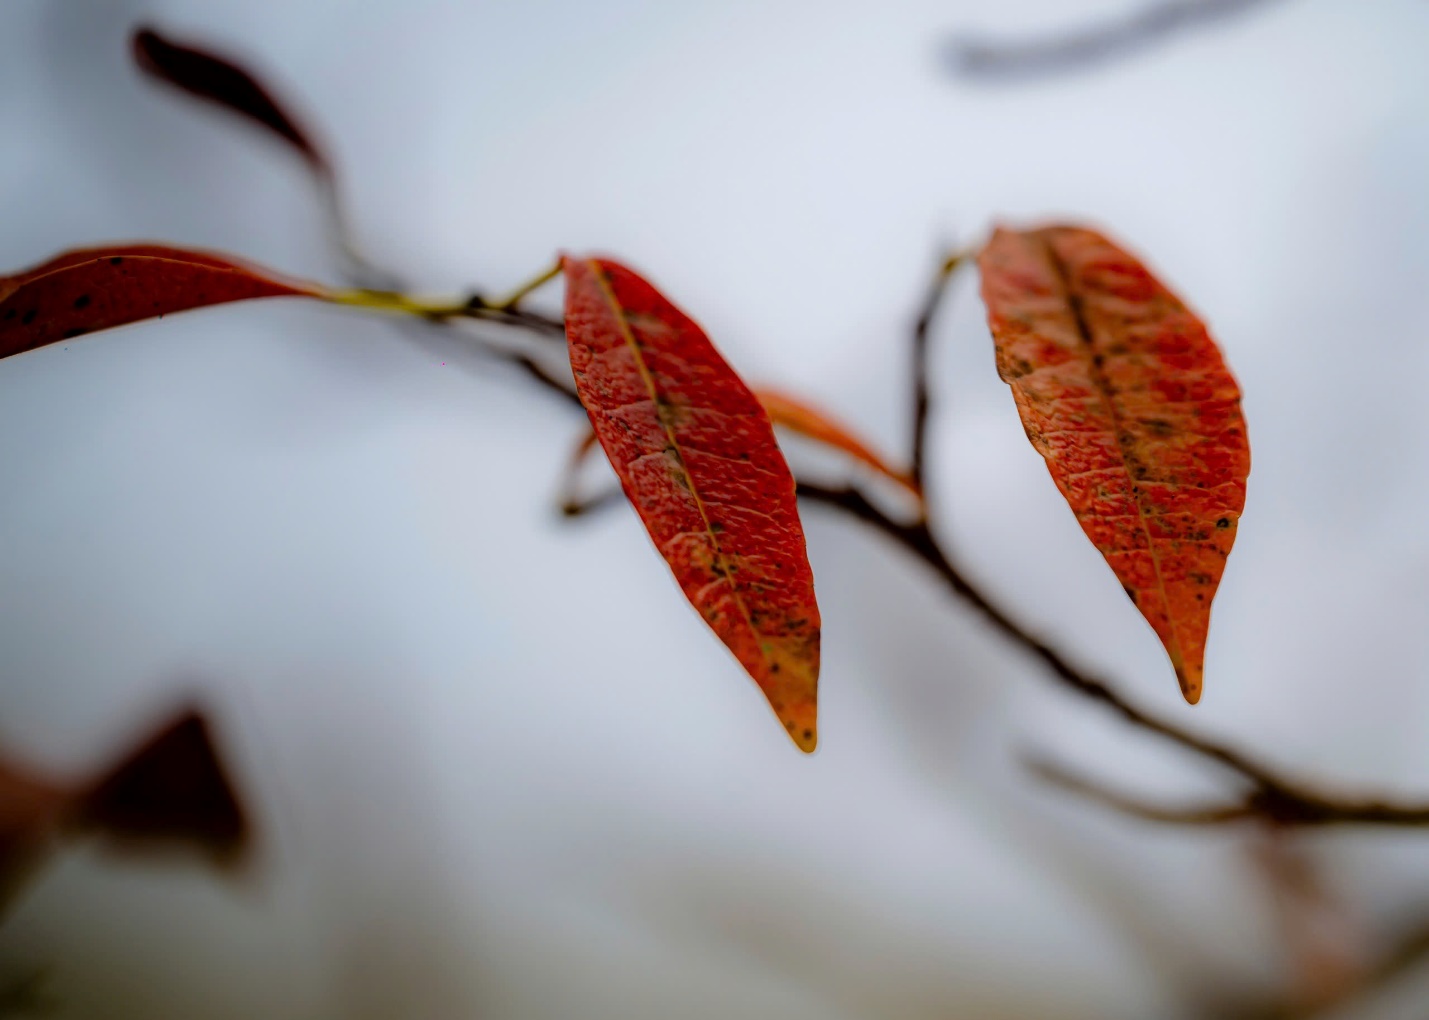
[802,729,813,743]
[21,309,37,326]
[1123,585,1137,604]
[62,327,87,339]
[73,294,91,310]
[1216,518,1230,528]
[2,309,14,321]
[109,257,124,265]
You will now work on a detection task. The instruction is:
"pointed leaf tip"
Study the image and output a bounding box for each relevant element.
[977,224,1249,703]
[562,255,822,751]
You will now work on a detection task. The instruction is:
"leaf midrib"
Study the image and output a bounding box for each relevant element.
[585,261,776,671]
[1037,234,1188,691]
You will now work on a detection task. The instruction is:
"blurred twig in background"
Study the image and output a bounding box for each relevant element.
[944,0,1291,81]
[0,706,250,917]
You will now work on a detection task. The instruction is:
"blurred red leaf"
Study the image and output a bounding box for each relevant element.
[76,710,249,866]
[0,707,249,912]
[755,388,920,498]
[563,256,822,751]
[977,224,1249,703]
[132,27,330,177]
[0,244,325,361]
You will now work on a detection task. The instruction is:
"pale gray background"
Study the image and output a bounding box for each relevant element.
[2,1,1428,1017]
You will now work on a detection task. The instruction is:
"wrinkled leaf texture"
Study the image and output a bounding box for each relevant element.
[978,224,1249,703]
[564,388,917,503]
[0,245,323,361]
[563,256,822,751]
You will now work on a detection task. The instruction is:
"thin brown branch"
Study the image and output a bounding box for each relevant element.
[1026,756,1253,824]
[560,489,625,520]
[461,296,566,339]
[794,480,1429,828]
[794,482,1274,777]
[496,347,580,407]
[910,250,965,495]
[944,0,1290,81]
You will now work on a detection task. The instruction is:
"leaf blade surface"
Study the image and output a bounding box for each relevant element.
[563,256,821,750]
[0,245,324,361]
[978,224,1249,702]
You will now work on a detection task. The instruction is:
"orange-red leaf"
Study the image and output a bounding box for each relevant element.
[977,224,1249,703]
[563,256,822,751]
[0,245,325,361]
[755,388,920,498]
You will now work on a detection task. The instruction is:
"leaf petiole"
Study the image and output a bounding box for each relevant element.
[477,258,563,313]
[324,288,471,320]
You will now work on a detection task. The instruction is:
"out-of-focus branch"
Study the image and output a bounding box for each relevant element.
[793,480,1429,828]
[462,336,579,407]
[1029,752,1429,828]
[944,0,1291,81]
[909,249,965,498]
[1026,756,1253,824]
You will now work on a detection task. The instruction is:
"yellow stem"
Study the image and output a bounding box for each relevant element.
[324,288,470,319]
[483,258,562,311]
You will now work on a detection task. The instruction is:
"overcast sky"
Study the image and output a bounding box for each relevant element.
[3,1,1429,1017]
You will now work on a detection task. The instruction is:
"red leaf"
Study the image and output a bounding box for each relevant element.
[755,388,920,498]
[132,27,330,177]
[977,224,1249,703]
[0,245,325,361]
[563,256,822,751]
